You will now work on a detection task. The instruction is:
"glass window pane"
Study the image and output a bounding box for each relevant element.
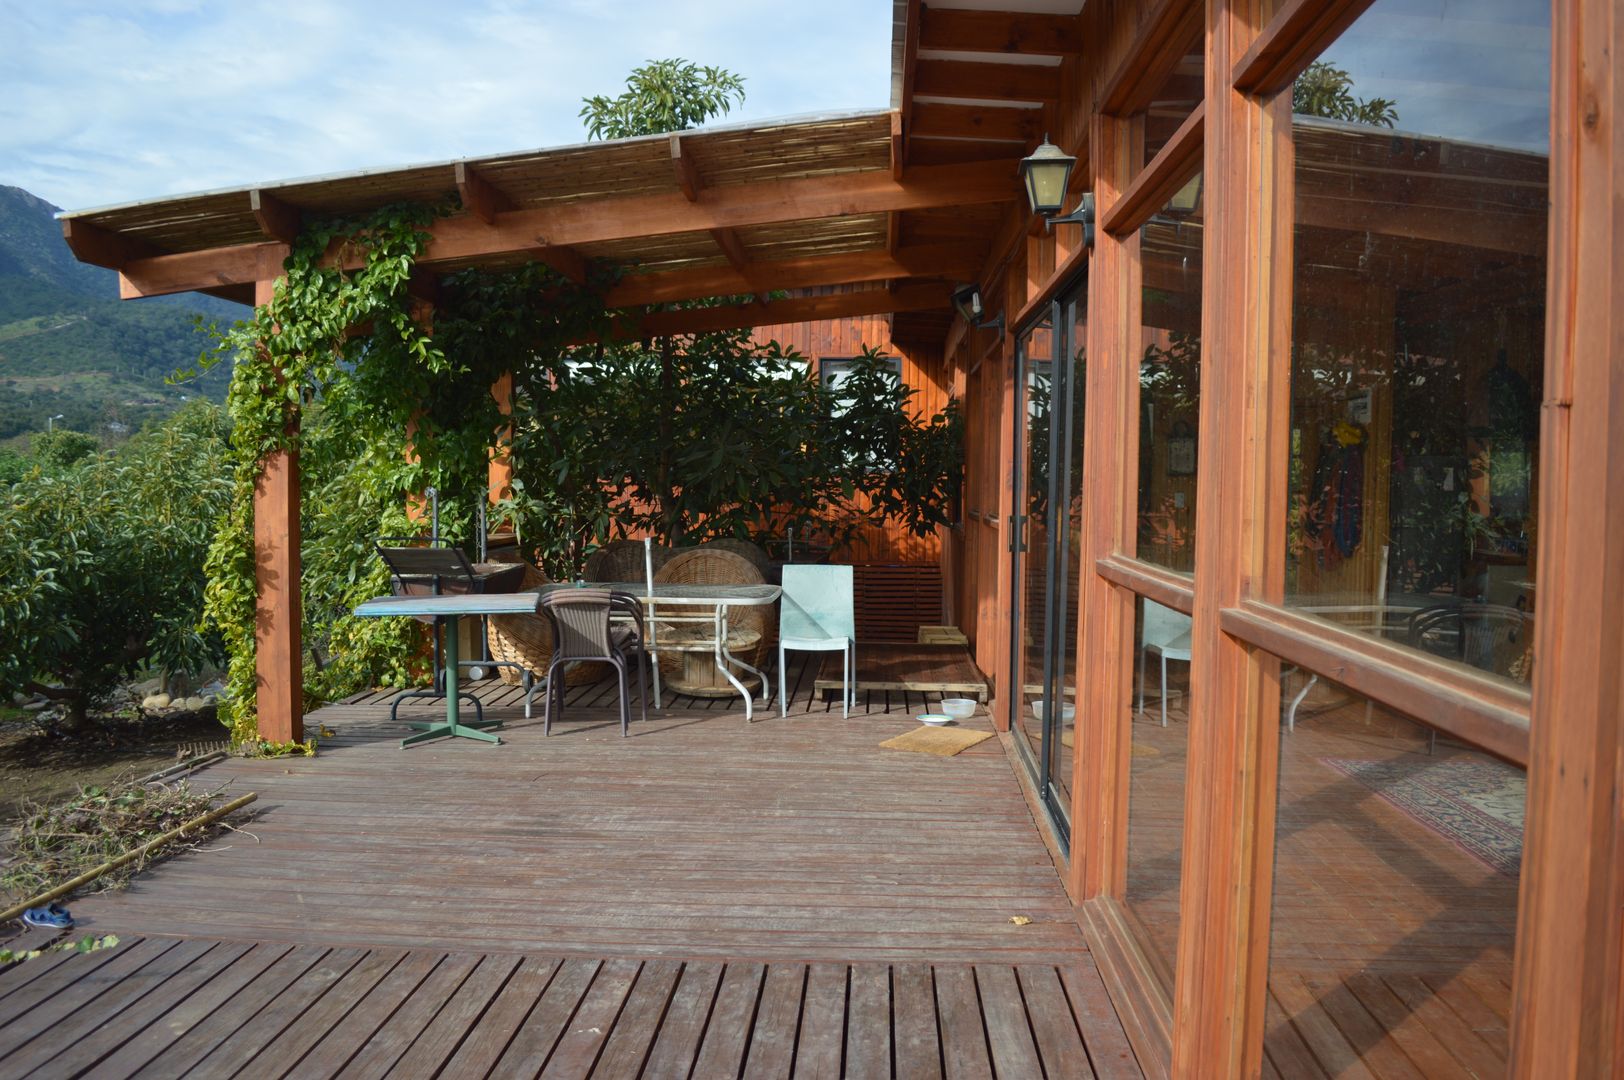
[1283,0,1549,692]
[1269,671,1520,1075]
[1126,594,1193,985]
[1050,291,1087,817]
[1014,320,1056,768]
[1136,177,1204,573]
[1143,48,1204,165]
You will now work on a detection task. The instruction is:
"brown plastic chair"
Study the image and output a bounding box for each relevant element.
[539,589,648,736]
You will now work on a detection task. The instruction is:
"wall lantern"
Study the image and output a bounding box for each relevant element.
[1018,136,1095,246]
[952,283,1005,337]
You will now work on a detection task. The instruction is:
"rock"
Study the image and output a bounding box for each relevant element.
[177,696,208,712]
[142,693,172,710]
[199,680,226,700]
[22,699,48,712]
[131,677,164,695]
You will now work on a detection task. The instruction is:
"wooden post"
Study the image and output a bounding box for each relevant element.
[252,277,303,743]
[488,371,514,503]
[1170,0,1286,1073]
[1509,0,1624,1070]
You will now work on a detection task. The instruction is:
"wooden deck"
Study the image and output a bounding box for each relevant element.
[0,660,1142,1077]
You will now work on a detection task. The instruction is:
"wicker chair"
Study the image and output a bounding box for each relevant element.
[585,539,674,584]
[651,547,772,693]
[538,589,647,737]
[486,564,608,715]
[696,538,774,580]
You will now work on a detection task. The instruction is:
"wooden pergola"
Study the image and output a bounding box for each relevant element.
[53,0,1624,1073]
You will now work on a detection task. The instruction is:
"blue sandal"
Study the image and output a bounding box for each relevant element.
[21,903,73,929]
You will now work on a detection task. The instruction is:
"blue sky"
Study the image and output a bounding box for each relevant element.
[1,1,894,212]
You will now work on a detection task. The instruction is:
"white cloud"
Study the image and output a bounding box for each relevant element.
[0,0,892,210]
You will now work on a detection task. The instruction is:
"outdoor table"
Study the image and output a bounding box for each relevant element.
[353,592,544,748]
[537,582,782,721]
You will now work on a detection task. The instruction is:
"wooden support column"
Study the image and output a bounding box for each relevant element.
[1171,0,1286,1073]
[989,265,1024,733]
[1509,0,1624,1070]
[1075,112,1139,903]
[488,372,514,503]
[251,277,303,743]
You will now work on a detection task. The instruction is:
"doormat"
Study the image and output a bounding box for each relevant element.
[881,726,996,757]
[1321,756,1524,877]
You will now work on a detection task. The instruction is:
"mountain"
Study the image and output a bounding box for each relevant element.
[0,185,248,442]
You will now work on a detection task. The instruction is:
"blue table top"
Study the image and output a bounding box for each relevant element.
[353,593,544,618]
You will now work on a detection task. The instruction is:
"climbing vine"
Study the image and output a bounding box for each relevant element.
[199,204,610,743]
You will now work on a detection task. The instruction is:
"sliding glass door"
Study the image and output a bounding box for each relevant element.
[1010,276,1087,841]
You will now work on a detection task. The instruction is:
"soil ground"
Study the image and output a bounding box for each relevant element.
[0,706,229,830]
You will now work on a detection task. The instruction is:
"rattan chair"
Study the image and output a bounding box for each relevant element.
[538,589,648,737]
[697,537,774,579]
[585,539,674,584]
[652,548,772,683]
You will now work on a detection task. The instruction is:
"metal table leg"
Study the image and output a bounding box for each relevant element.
[402,614,504,748]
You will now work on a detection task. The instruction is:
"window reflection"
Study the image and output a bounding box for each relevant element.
[1137,178,1203,572]
[1284,0,1548,691]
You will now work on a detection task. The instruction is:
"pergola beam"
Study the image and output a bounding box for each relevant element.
[913,59,1060,103]
[910,102,1040,143]
[604,242,985,308]
[249,189,302,244]
[670,134,702,202]
[116,160,1019,299]
[622,281,951,339]
[61,218,162,268]
[918,7,1084,55]
[457,162,589,283]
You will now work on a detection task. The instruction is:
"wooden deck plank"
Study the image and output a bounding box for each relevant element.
[815,643,988,701]
[332,951,481,1080]
[892,962,944,1080]
[639,961,725,1080]
[1380,973,1505,1077]
[0,935,93,1005]
[794,962,848,1080]
[691,961,766,1079]
[281,950,446,1080]
[541,957,642,1078]
[246,948,405,1079]
[95,943,292,1077]
[1,937,215,1078]
[133,945,333,1078]
[0,932,142,1033]
[0,936,178,1058]
[591,959,682,1079]
[844,964,892,1078]
[189,947,369,1080]
[384,952,519,1077]
[1017,964,1097,1080]
[491,957,601,1075]
[975,964,1045,1078]
[1058,961,1144,1080]
[1262,987,1330,1080]
[1423,971,1511,1060]
[439,956,562,1078]
[743,962,807,1079]
[31,939,248,1079]
[934,964,993,1080]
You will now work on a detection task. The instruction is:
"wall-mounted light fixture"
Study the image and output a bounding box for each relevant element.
[1018,136,1094,246]
[951,283,1005,338]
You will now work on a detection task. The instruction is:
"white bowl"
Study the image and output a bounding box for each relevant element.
[1030,701,1077,722]
[917,714,953,727]
[939,698,977,718]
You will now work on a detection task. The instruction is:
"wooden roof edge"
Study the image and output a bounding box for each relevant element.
[54,107,899,223]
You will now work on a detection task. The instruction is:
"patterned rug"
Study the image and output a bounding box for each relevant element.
[1321,756,1525,877]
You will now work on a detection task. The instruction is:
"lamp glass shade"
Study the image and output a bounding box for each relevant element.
[1018,139,1077,215]
[951,283,983,324]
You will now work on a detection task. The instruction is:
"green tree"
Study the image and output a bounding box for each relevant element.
[1293,61,1398,127]
[580,59,746,140]
[31,428,100,469]
[0,403,231,729]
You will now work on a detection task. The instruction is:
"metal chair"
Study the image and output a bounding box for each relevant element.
[778,564,856,717]
[375,539,485,726]
[1137,599,1192,727]
[538,589,647,737]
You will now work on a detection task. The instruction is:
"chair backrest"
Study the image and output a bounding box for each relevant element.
[542,589,615,660]
[376,540,476,594]
[780,564,855,642]
[607,591,645,643]
[1141,599,1192,649]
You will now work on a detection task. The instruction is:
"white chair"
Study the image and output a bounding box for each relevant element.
[778,565,856,717]
[1137,599,1192,727]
